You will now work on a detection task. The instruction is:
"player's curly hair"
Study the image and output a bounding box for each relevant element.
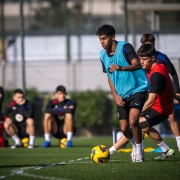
[96,24,116,36]
[137,44,156,57]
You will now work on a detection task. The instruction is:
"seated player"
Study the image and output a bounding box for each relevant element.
[40,85,76,148]
[3,89,36,149]
[109,44,180,161]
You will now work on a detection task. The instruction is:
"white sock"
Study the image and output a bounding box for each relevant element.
[157,141,169,153]
[136,143,142,154]
[29,135,35,145]
[175,136,180,149]
[109,146,117,155]
[12,134,21,145]
[67,132,73,141]
[44,133,51,142]
[129,137,136,146]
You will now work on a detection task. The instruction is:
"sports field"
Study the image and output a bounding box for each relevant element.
[0,136,180,180]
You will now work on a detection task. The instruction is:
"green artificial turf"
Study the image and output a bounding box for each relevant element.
[0,136,180,180]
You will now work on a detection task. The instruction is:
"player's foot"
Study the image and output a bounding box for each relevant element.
[133,153,144,162]
[10,144,23,149]
[131,145,137,161]
[28,144,34,149]
[66,140,73,148]
[40,141,51,148]
[178,148,180,152]
[154,149,175,160]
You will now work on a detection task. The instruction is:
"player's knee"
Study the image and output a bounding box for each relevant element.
[44,113,53,121]
[26,118,35,126]
[3,119,13,128]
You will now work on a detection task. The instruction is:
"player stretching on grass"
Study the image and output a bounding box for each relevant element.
[140,33,180,152]
[109,44,180,160]
[3,89,36,149]
[40,85,76,148]
[96,24,149,162]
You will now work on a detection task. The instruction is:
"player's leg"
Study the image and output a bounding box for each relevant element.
[26,118,36,148]
[139,111,175,159]
[3,118,22,147]
[63,113,74,147]
[41,113,58,147]
[168,111,180,151]
[129,108,143,161]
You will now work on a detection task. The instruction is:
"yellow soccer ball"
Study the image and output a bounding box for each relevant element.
[21,137,29,148]
[90,145,110,163]
[59,138,67,148]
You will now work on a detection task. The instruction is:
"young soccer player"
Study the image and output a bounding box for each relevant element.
[140,33,180,152]
[109,44,180,160]
[40,85,76,148]
[96,24,149,162]
[3,89,36,149]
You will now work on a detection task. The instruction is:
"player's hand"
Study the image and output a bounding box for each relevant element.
[109,64,122,73]
[115,94,125,106]
[175,93,180,104]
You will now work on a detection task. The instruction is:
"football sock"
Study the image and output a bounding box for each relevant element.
[175,136,180,148]
[157,141,169,153]
[12,134,21,145]
[44,133,51,142]
[109,146,117,155]
[136,143,142,154]
[67,132,73,141]
[129,137,136,146]
[29,135,35,145]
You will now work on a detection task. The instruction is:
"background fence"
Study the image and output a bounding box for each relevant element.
[0,0,180,136]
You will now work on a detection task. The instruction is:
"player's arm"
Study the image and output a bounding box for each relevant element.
[109,43,141,72]
[2,101,14,120]
[55,101,76,114]
[165,56,180,94]
[142,72,166,113]
[108,76,125,106]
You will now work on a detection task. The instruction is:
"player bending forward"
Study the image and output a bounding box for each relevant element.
[109,44,180,161]
[3,89,36,149]
[40,85,76,148]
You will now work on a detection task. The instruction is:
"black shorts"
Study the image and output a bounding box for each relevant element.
[15,121,29,138]
[52,116,76,139]
[141,108,168,127]
[117,91,147,120]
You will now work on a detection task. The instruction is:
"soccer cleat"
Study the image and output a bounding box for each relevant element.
[66,140,73,148]
[10,144,23,149]
[133,154,144,162]
[28,144,34,149]
[154,149,175,160]
[40,141,51,148]
[131,145,137,162]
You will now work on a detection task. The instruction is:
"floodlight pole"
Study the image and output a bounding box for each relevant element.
[123,0,128,42]
[19,0,26,94]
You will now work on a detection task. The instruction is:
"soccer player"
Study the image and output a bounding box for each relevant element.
[140,33,180,152]
[109,44,180,160]
[40,85,76,148]
[96,24,150,162]
[2,89,36,149]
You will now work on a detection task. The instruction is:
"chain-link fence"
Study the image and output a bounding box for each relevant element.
[1,0,180,91]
